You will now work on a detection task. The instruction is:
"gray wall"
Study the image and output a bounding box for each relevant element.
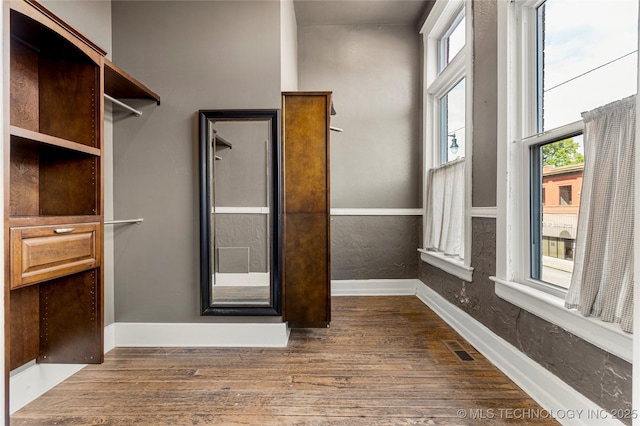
[215,215,268,273]
[111,1,281,323]
[332,216,420,280]
[471,0,497,207]
[298,25,421,209]
[418,1,632,417]
[298,24,422,280]
[213,121,269,208]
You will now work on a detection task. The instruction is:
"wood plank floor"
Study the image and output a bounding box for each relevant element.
[12,296,557,425]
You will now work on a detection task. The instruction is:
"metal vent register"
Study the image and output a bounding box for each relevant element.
[442,340,475,362]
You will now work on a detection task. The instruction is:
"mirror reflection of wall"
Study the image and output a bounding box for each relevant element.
[210,120,271,307]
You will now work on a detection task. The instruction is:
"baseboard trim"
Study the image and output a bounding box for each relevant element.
[104,322,116,353]
[415,281,623,426]
[114,322,290,348]
[10,363,85,414]
[331,279,419,296]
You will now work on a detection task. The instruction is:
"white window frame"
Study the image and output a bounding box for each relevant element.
[419,0,473,282]
[494,0,633,363]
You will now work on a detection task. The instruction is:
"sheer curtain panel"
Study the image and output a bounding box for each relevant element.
[565,95,636,333]
[424,159,465,259]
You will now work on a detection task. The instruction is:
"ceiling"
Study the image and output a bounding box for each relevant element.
[293,0,433,27]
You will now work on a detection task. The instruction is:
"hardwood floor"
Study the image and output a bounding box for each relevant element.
[11,296,557,425]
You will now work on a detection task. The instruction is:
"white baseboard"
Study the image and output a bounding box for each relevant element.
[114,322,290,348]
[331,279,419,296]
[10,362,85,414]
[415,281,623,426]
[104,322,116,353]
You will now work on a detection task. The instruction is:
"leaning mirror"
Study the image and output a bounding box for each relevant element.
[198,110,281,315]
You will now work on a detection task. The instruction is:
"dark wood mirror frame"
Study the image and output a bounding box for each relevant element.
[198,109,282,315]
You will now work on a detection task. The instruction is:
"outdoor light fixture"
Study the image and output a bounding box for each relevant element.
[448,133,459,154]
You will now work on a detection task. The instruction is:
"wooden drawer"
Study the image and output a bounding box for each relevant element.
[10,222,101,289]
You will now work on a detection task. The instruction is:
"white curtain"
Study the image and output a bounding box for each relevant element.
[565,95,635,333]
[424,159,465,259]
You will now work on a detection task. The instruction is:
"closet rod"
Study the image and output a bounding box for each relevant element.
[104,218,144,225]
[104,94,142,117]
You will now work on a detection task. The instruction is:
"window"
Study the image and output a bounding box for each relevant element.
[558,185,571,206]
[525,0,637,289]
[419,0,472,281]
[438,9,465,72]
[536,0,637,132]
[494,0,637,361]
[440,78,465,163]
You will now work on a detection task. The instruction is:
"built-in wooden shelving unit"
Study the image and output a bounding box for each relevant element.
[4,1,160,422]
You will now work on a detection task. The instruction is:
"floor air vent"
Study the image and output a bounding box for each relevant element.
[442,340,475,362]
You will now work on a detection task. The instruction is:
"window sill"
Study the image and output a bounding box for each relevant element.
[418,249,473,281]
[492,276,632,363]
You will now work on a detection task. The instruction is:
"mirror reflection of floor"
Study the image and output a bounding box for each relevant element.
[212,285,270,306]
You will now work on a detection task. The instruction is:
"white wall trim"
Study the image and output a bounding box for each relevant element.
[332,279,419,296]
[418,249,474,282]
[493,276,632,363]
[215,272,270,287]
[114,322,290,348]
[104,322,116,353]
[330,208,423,216]
[10,363,85,414]
[213,207,269,214]
[416,281,624,426]
[470,206,497,218]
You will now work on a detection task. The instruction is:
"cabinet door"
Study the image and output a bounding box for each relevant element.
[283,212,330,326]
[282,92,331,327]
[282,93,330,213]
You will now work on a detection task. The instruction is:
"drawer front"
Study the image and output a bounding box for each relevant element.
[11,223,101,289]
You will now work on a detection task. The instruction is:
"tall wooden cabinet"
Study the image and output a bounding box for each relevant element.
[281,92,331,328]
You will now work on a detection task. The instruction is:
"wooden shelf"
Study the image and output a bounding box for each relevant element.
[104,58,160,105]
[215,134,233,149]
[9,215,102,227]
[11,126,101,156]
